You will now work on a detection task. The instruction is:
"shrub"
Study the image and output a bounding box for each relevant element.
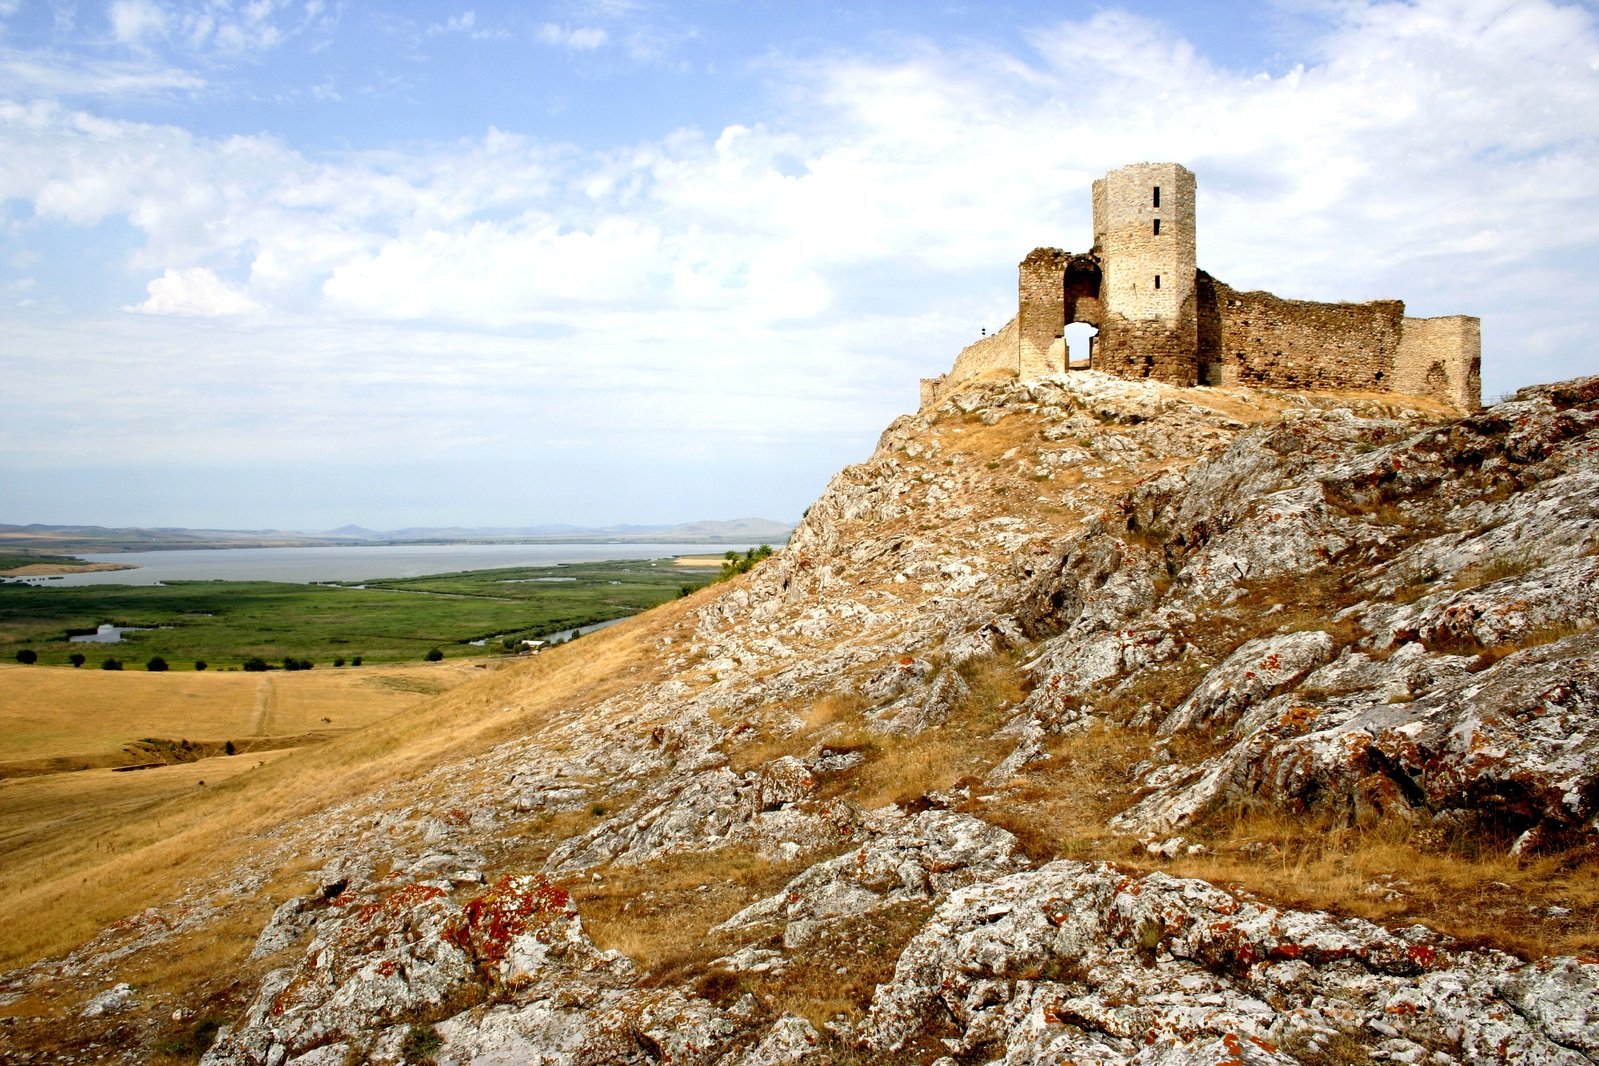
[242,657,269,672]
[714,544,775,584]
[155,1016,222,1058]
[69,652,85,668]
[224,740,236,755]
[333,657,345,668]
[146,656,169,672]
[282,657,313,671]
[15,648,37,664]
[351,656,363,666]
[401,1023,442,1064]
[425,648,444,662]
[101,657,123,671]
[195,660,207,671]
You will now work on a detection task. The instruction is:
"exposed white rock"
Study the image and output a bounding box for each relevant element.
[858,861,1598,1065]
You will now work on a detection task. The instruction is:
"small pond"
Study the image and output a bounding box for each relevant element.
[69,624,151,644]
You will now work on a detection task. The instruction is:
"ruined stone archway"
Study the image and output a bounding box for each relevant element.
[1019,249,1103,377]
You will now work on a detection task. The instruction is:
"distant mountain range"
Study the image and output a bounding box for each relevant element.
[0,518,793,554]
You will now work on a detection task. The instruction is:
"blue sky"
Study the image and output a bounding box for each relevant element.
[2,0,1596,531]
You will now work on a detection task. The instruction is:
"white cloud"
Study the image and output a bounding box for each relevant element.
[108,0,169,50]
[426,10,508,40]
[2,0,1597,524]
[103,0,330,58]
[536,22,609,50]
[129,266,260,316]
[0,49,204,97]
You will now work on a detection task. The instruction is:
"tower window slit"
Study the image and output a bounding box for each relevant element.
[1153,186,1160,208]
[1153,218,1161,235]
[1155,275,1161,289]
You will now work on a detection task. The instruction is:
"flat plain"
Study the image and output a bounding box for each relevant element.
[0,558,715,669]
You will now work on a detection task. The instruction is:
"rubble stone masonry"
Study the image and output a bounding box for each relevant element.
[1196,276,1406,392]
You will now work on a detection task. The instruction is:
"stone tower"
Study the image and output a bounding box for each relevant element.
[1091,162,1198,385]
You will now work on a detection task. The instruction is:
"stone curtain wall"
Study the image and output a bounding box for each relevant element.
[921,316,1024,407]
[1093,163,1199,385]
[1198,277,1406,392]
[1395,315,1483,412]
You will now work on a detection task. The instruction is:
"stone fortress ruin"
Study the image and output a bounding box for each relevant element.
[926,162,1482,412]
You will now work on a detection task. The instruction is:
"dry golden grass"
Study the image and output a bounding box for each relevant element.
[0,747,297,858]
[576,849,811,974]
[850,659,1023,810]
[575,847,925,1031]
[0,595,704,975]
[1163,808,1599,960]
[983,722,1599,961]
[0,660,481,773]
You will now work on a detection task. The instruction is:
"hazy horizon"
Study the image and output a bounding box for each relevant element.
[0,516,796,536]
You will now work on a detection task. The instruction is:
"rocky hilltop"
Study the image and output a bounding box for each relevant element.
[4,371,1598,1065]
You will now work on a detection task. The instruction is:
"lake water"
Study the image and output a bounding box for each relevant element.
[5,542,758,587]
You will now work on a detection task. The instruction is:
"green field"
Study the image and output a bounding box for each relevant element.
[0,560,715,670]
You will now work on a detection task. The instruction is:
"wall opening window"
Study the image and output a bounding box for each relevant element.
[1065,323,1098,371]
[1154,275,1161,289]
[1153,219,1161,235]
[1153,186,1160,208]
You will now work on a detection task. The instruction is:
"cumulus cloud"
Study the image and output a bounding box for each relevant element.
[9,2,1598,356]
[108,0,169,50]
[128,267,260,316]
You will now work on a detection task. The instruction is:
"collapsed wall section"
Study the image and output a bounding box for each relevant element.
[1019,248,1068,379]
[1018,249,1102,380]
[1196,275,1405,392]
[1394,315,1482,412]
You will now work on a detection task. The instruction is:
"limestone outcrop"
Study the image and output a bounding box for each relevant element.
[6,372,1598,1064]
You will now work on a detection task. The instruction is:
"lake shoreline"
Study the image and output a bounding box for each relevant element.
[2,542,769,587]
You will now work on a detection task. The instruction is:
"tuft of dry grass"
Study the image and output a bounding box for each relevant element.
[981,723,1154,862]
[1447,548,1538,590]
[1438,618,1596,670]
[573,849,815,982]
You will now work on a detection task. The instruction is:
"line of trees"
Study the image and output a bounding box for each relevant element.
[715,544,774,583]
[10,644,449,670]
